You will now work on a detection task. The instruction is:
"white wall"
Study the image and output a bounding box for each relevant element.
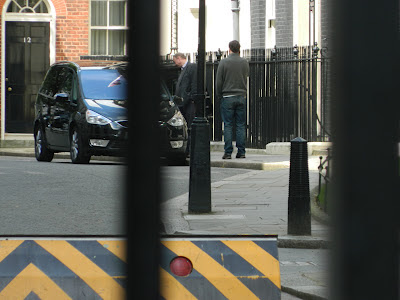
[239,0,251,50]
[293,0,320,46]
[160,0,252,56]
[160,0,319,55]
[160,0,172,56]
[266,0,276,48]
[176,0,199,54]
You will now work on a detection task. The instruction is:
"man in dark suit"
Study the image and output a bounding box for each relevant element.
[173,53,197,157]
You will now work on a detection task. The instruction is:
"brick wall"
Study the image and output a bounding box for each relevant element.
[275,0,293,47]
[55,0,125,65]
[0,0,124,67]
[250,0,266,49]
[0,0,125,134]
[56,0,90,62]
[320,0,333,138]
[320,0,332,53]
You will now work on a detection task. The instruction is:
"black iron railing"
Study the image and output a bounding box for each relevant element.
[161,45,331,148]
[318,148,332,212]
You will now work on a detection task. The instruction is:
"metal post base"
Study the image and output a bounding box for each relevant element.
[188,117,211,213]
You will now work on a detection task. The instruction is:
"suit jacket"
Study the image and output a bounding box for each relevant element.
[175,62,197,109]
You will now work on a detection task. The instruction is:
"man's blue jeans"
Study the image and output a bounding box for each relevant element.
[220,95,246,155]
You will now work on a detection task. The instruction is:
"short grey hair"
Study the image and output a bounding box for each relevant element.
[173,52,187,59]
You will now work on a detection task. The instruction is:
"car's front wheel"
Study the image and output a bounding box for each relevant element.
[70,127,91,164]
[34,126,54,162]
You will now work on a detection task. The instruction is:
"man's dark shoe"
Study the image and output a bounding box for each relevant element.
[222,153,232,159]
[236,153,246,159]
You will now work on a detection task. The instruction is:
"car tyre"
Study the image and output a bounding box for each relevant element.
[70,127,91,164]
[34,126,54,162]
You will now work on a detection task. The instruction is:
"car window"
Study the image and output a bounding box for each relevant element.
[71,77,78,103]
[56,67,78,103]
[160,82,170,101]
[58,68,73,94]
[40,67,59,97]
[80,69,127,100]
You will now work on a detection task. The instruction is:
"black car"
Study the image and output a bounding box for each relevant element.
[159,81,188,164]
[34,61,188,164]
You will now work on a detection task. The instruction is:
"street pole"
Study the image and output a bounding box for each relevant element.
[231,0,240,41]
[188,0,211,213]
[331,0,399,299]
[128,0,160,298]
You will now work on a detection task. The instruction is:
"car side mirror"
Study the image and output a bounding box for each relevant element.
[54,93,69,102]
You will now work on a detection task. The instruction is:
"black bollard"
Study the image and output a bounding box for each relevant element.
[188,0,211,213]
[288,137,311,235]
[188,118,211,213]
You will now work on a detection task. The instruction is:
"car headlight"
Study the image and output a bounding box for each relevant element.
[167,110,185,127]
[86,110,112,125]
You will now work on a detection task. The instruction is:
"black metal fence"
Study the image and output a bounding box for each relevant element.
[162,45,331,149]
[318,148,332,213]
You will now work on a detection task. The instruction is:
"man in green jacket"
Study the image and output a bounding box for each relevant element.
[216,40,249,159]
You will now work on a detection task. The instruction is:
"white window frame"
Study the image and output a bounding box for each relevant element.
[89,0,128,56]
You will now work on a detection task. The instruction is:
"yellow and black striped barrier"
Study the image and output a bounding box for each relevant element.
[160,236,281,300]
[0,239,126,299]
[0,236,280,299]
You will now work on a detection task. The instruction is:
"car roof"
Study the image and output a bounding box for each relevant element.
[80,67,105,70]
[50,61,128,71]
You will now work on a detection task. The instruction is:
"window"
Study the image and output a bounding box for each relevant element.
[40,67,59,97]
[58,68,73,94]
[7,0,48,13]
[90,0,128,56]
[57,68,79,104]
[80,69,127,100]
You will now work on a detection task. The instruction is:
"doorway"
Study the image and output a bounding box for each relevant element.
[5,21,50,133]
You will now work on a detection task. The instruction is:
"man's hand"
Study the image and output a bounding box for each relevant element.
[173,95,183,105]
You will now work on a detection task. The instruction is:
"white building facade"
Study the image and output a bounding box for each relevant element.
[160,0,324,56]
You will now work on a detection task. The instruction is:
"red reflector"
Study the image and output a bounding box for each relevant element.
[170,256,193,277]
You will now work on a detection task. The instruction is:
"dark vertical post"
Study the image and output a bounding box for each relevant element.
[188,0,211,213]
[306,46,312,140]
[214,49,223,141]
[288,137,311,235]
[331,0,399,299]
[127,0,160,299]
[311,42,319,141]
[293,44,299,139]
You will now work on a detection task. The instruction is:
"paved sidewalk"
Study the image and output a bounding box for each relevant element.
[162,151,330,300]
[0,145,330,299]
[163,151,329,239]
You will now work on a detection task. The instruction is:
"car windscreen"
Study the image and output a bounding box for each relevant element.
[80,69,127,100]
[160,81,171,102]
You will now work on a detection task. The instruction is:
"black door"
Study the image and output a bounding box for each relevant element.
[6,21,50,133]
